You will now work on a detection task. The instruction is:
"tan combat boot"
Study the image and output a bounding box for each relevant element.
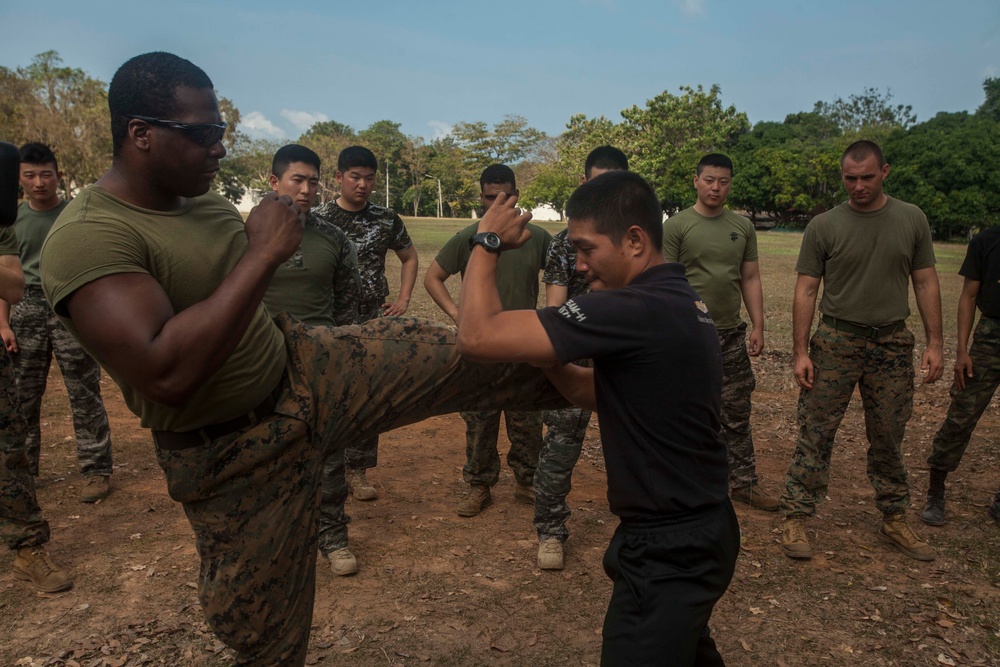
[328,547,358,576]
[346,468,377,501]
[457,484,492,517]
[731,482,780,512]
[13,546,73,592]
[537,538,564,570]
[80,474,111,503]
[780,515,812,559]
[878,512,936,561]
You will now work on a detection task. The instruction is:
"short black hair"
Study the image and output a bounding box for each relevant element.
[566,171,662,246]
[272,144,321,178]
[696,153,733,176]
[584,145,629,179]
[19,142,58,171]
[842,139,885,167]
[108,52,214,156]
[479,163,516,191]
[337,146,378,173]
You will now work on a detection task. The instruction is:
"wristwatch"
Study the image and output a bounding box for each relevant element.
[468,231,503,254]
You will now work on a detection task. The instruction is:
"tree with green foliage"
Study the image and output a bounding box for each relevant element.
[452,114,546,169]
[520,114,621,213]
[814,87,916,135]
[425,136,479,217]
[4,51,111,196]
[729,112,844,224]
[977,77,1000,122]
[297,120,356,201]
[885,111,1000,239]
[619,84,750,212]
[359,120,408,210]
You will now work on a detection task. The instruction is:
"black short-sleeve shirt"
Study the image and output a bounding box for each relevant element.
[959,227,1000,319]
[536,262,729,520]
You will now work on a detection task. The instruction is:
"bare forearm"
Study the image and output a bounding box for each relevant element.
[398,254,418,302]
[955,291,977,354]
[913,274,944,347]
[792,284,817,357]
[424,273,458,322]
[545,283,568,308]
[542,364,596,412]
[741,273,764,331]
[70,250,281,407]
[0,259,24,305]
[457,247,503,334]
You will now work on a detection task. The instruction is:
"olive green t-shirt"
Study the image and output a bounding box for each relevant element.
[40,186,287,432]
[0,200,69,286]
[435,222,552,310]
[796,197,936,327]
[263,213,361,327]
[662,208,758,330]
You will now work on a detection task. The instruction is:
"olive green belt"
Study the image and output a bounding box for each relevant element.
[820,314,905,339]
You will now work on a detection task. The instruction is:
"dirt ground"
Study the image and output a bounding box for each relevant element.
[1,351,998,667]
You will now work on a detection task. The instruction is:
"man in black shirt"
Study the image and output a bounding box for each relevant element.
[921,226,1000,527]
[456,171,738,666]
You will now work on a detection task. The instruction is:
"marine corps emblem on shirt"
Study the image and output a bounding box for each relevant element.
[694,300,714,325]
[729,232,739,242]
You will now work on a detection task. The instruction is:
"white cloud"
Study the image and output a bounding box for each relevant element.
[281,109,329,131]
[427,120,454,140]
[675,0,704,16]
[242,111,284,137]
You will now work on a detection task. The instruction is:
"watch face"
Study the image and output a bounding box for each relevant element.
[470,231,502,253]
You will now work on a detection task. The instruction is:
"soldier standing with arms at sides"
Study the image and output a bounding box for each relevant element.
[920,225,1000,527]
[780,140,944,561]
[0,143,114,503]
[663,152,779,513]
[0,141,72,592]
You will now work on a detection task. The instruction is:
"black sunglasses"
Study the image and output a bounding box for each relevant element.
[125,115,228,147]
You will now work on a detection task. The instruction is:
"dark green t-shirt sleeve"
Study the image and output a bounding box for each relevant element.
[795,222,825,277]
[42,219,150,315]
[743,224,759,263]
[662,219,682,263]
[911,212,936,271]
[0,226,16,255]
[435,230,470,276]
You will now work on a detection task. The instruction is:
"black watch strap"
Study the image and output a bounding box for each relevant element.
[469,231,502,254]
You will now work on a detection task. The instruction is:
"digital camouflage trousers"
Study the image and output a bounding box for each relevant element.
[534,405,592,541]
[461,409,543,488]
[10,291,112,477]
[154,315,566,666]
[928,316,1000,472]
[718,324,758,489]
[782,322,915,517]
[0,347,49,551]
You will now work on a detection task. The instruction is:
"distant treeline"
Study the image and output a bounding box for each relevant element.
[3,52,997,238]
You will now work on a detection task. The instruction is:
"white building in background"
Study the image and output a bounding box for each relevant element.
[233,189,264,214]
[530,204,563,221]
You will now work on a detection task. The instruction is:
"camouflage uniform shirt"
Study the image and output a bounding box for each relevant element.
[543,228,589,299]
[313,200,412,310]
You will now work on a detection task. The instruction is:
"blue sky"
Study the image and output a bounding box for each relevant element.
[1,1,997,142]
